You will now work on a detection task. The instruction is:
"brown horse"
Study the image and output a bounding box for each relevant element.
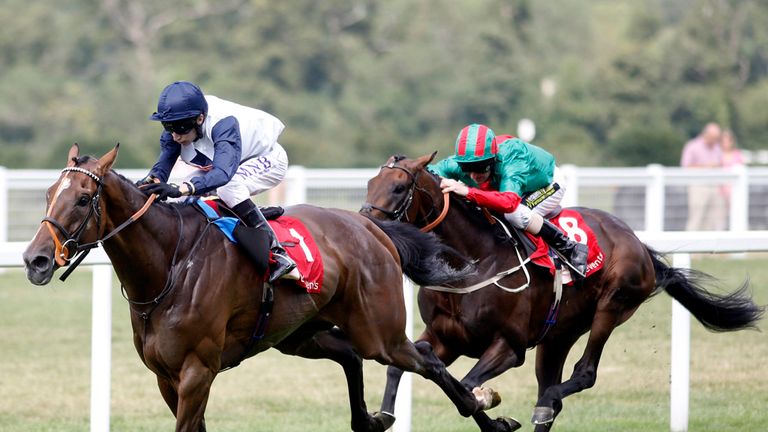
[22,144,529,432]
[362,153,764,431]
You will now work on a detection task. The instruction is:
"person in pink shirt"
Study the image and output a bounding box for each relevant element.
[721,129,745,169]
[680,122,726,230]
[720,128,745,208]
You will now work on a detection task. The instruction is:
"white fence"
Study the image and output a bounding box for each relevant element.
[4,164,768,242]
[3,165,768,432]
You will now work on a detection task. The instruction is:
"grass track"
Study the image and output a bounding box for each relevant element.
[0,255,766,431]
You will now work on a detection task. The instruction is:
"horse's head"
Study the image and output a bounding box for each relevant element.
[23,143,119,285]
[362,152,443,227]
[364,152,513,259]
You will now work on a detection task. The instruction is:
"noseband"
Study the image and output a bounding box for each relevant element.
[362,160,450,232]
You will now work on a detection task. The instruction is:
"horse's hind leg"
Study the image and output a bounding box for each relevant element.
[276,327,390,432]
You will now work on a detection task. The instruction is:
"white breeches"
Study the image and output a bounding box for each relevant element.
[504,167,566,230]
[176,144,289,207]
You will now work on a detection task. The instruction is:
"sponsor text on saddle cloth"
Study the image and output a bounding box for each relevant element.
[196,199,324,292]
[526,209,604,285]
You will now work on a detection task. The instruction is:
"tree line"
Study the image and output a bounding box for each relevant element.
[1,0,766,169]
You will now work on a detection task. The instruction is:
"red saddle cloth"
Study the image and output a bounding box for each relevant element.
[268,216,324,293]
[526,209,605,284]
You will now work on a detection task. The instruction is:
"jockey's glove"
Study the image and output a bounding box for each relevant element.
[135,174,158,187]
[142,182,184,201]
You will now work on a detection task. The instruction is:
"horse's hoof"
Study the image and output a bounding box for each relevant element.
[373,411,396,431]
[472,386,502,410]
[497,416,522,431]
[531,406,555,425]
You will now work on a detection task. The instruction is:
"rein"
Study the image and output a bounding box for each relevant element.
[419,192,450,232]
[42,167,156,281]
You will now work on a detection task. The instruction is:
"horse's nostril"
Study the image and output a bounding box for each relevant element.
[30,255,51,272]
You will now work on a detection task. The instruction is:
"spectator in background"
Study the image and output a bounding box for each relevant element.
[720,128,745,216]
[680,122,726,231]
[721,129,745,170]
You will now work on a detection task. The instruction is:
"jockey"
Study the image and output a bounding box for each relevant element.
[430,123,588,279]
[138,81,297,283]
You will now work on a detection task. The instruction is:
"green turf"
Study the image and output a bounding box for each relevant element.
[0,255,766,431]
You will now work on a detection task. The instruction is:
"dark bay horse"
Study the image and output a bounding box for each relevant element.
[22,144,526,432]
[362,153,764,431]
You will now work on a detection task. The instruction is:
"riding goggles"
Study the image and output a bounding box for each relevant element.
[161,117,198,135]
[458,159,494,174]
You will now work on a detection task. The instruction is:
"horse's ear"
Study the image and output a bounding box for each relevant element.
[66,143,80,167]
[416,151,438,168]
[96,143,120,175]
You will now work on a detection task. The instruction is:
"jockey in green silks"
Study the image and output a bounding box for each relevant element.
[429,123,588,279]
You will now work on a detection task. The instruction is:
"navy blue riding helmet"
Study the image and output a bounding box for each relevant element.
[150,81,208,122]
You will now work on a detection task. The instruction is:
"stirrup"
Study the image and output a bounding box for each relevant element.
[269,252,299,283]
[564,247,588,279]
[563,259,586,280]
[553,249,587,280]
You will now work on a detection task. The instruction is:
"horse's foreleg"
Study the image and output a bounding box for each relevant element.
[378,365,404,421]
[384,340,518,432]
[379,330,458,421]
[157,375,179,416]
[457,337,527,431]
[157,374,208,431]
[175,355,216,432]
[533,311,619,428]
[462,336,524,391]
[531,336,579,432]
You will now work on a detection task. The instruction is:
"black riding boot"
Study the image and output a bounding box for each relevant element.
[538,220,588,279]
[232,200,297,283]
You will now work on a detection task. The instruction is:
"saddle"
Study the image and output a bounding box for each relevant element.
[193,198,325,293]
[194,198,284,221]
[481,207,544,265]
[484,207,604,282]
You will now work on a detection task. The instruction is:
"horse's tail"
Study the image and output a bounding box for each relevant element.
[367,218,475,286]
[646,247,764,331]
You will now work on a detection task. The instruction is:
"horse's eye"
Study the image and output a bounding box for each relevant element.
[76,195,90,207]
[393,184,406,194]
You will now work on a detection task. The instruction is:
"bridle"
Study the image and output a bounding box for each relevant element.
[41,166,156,280]
[362,159,450,232]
